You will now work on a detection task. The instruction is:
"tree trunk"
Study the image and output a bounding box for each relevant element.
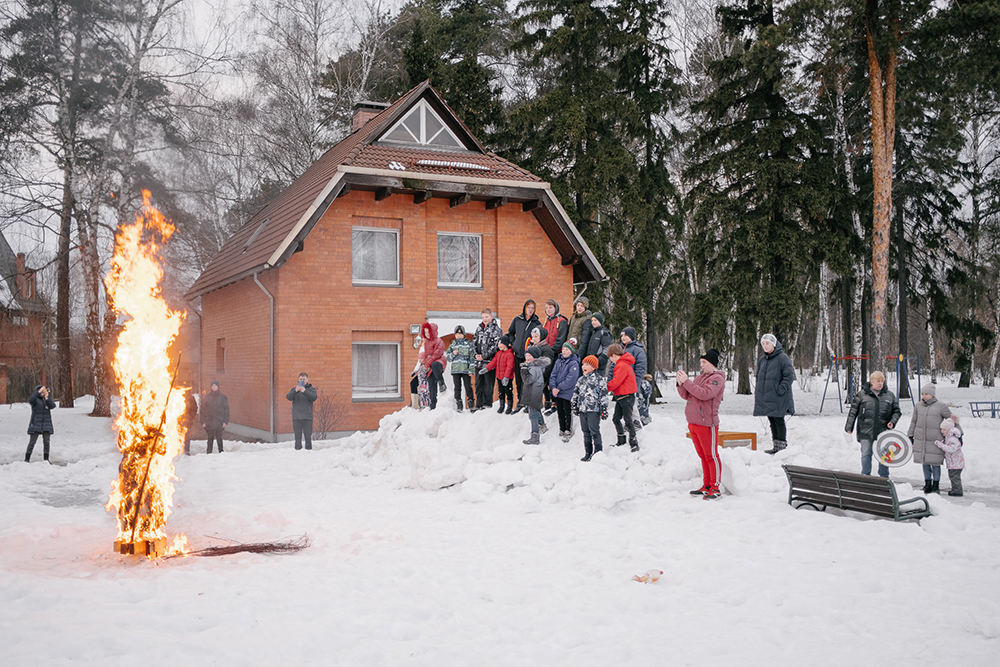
[927,298,936,383]
[866,1,897,375]
[56,175,75,408]
[736,343,752,395]
[896,203,909,398]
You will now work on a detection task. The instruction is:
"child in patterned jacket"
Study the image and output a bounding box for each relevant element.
[446,326,475,411]
[571,355,610,462]
[934,417,965,497]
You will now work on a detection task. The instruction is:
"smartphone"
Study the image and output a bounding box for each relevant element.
[297,379,305,388]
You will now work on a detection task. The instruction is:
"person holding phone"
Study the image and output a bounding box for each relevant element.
[286,372,318,450]
[25,384,56,463]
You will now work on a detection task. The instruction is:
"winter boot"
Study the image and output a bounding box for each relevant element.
[615,434,627,447]
[512,403,524,414]
[497,398,506,414]
[505,404,513,415]
[764,440,788,455]
[456,401,463,412]
[539,423,548,434]
[522,433,540,445]
[930,480,940,494]
[923,480,933,494]
[438,379,447,393]
[411,395,420,410]
[24,441,34,463]
[629,439,640,453]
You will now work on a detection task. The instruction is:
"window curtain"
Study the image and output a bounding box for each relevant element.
[353,344,398,394]
[352,230,397,282]
[437,235,480,284]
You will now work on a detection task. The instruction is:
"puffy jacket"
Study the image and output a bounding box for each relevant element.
[507,301,541,359]
[607,352,638,397]
[585,326,614,375]
[486,348,515,380]
[27,386,56,434]
[934,427,965,470]
[567,310,593,359]
[753,342,795,417]
[571,370,610,415]
[519,357,551,410]
[550,353,581,400]
[845,383,902,442]
[624,340,648,380]
[446,338,475,374]
[678,370,726,427]
[908,395,951,466]
[472,320,502,368]
[543,302,569,349]
[200,390,230,430]
[285,383,318,419]
[419,322,447,371]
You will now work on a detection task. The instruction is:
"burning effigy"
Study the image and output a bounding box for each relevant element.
[104,191,187,558]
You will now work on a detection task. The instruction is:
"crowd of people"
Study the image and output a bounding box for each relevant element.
[409,298,655,453]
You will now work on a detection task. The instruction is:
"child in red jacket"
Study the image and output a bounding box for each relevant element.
[482,335,516,414]
[606,343,639,451]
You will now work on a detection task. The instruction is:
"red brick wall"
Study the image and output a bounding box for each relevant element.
[202,189,575,434]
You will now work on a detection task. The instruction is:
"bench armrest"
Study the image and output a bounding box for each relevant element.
[897,496,930,514]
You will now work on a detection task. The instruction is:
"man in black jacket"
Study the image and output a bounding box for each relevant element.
[845,371,901,477]
[286,372,319,450]
[473,309,502,410]
[200,381,230,454]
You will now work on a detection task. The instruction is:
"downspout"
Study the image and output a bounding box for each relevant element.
[253,272,275,442]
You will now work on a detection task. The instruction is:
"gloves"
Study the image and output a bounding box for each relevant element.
[501,378,510,386]
[478,366,490,375]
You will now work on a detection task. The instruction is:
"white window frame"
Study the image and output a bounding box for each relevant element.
[436,232,482,289]
[352,227,400,286]
[379,99,468,151]
[351,341,401,400]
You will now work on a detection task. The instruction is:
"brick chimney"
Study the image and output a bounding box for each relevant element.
[15,253,35,299]
[353,101,390,132]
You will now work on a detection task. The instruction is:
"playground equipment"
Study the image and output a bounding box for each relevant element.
[819,354,920,413]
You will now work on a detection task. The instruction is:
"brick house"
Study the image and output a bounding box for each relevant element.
[185,81,605,439]
[0,231,48,403]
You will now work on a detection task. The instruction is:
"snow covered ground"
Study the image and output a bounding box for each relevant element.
[2,375,999,665]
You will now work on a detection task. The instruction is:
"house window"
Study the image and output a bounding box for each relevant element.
[352,342,400,399]
[437,233,481,287]
[11,316,28,326]
[216,338,225,372]
[379,99,467,152]
[352,228,399,285]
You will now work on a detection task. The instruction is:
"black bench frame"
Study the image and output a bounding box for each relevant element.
[969,401,1000,418]
[783,464,931,522]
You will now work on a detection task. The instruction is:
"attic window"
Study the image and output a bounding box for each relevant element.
[379,100,467,152]
[242,219,269,253]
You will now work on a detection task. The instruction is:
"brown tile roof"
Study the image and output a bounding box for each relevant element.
[186,81,603,299]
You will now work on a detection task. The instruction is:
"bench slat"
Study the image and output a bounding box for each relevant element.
[783,464,930,522]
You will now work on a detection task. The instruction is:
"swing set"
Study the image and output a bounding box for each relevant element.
[819,354,921,413]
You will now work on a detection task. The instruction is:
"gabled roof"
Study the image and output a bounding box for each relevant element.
[0,230,45,314]
[186,81,605,299]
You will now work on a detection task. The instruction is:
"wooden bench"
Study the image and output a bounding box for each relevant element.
[969,401,1000,418]
[783,464,931,522]
[686,430,757,451]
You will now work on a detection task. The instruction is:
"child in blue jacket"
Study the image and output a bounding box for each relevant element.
[550,342,581,442]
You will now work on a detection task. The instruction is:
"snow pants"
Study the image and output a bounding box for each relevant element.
[689,423,721,490]
[580,412,602,457]
[555,397,573,433]
[453,373,473,409]
[475,369,495,408]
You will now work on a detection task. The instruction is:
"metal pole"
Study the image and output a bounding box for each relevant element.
[253,273,275,442]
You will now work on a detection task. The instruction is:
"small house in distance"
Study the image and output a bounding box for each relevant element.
[185,81,605,439]
[0,231,48,403]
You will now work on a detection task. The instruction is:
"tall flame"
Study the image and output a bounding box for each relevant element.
[105,190,186,547]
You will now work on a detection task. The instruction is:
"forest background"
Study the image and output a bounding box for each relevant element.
[1,0,998,415]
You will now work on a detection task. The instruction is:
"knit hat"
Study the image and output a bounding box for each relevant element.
[621,326,636,341]
[761,333,777,347]
[454,325,466,335]
[210,380,220,388]
[526,345,541,359]
[700,348,720,368]
[592,312,605,326]
[499,335,511,347]
[940,418,955,433]
[562,341,577,355]
[583,355,599,369]
[922,384,937,397]
[575,296,590,308]
[531,326,544,340]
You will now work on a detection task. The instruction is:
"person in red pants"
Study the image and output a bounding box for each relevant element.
[676,349,726,499]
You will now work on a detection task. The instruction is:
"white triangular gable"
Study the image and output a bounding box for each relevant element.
[378,99,470,152]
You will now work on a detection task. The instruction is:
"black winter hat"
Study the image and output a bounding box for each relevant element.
[621,326,637,341]
[526,345,542,359]
[454,325,466,335]
[700,349,720,368]
[592,312,605,326]
[500,335,511,347]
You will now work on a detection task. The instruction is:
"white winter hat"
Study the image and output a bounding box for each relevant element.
[760,333,778,346]
[940,419,955,433]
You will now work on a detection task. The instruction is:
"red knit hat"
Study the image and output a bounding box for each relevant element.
[583,355,599,369]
